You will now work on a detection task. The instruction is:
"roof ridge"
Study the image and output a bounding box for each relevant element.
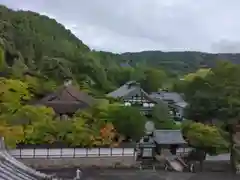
[64,85,82,102]
[154,129,181,132]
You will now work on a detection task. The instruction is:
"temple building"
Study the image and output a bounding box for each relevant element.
[35,80,95,117]
[150,91,188,121]
[153,129,188,155]
[107,81,159,116]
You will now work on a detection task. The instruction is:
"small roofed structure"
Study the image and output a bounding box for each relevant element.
[36,80,95,116]
[153,130,187,146]
[153,129,188,155]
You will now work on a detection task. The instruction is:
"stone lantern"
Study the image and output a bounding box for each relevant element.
[136,121,157,169]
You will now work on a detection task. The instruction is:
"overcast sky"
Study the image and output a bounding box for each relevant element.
[1,0,240,53]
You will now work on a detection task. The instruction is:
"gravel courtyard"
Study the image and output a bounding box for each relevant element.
[40,164,240,180]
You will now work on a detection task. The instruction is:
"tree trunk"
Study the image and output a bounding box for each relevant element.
[199,150,206,172]
[230,131,236,174]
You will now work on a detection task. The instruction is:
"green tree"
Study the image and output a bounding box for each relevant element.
[12,105,55,125]
[108,106,147,140]
[183,61,240,172]
[152,102,180,129]
[23,75,57,97]
[185,62,240,122]
[66,116,93,147]
[141,68,167,92]
[0,45,6,71]
[14,105,55,144]
[182,120,229,155]
[24,118,56,145]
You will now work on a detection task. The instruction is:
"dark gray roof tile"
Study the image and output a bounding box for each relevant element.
[153,130,187,145]
[0,138,55,180]
[150,92,185,103]
[107,81,139,98]
[107,81,158,103]
[35,84,94,114]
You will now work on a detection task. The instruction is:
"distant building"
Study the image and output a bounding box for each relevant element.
[107,81,159,116]
[120,62,131,68]
[150,91,188,121]
[35,80,95,117]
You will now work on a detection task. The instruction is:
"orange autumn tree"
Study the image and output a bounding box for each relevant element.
[92,123,119,147]
[101,123,118,147]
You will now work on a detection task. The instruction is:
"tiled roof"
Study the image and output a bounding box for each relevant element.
[107,81,157,103]
[41,101,89,114]
[107,81,140,98]
[153,130,187,145]
[0,138,55,180]
[0,152,56,180]
[150,91,188,109]
[40,84,94,105]
[175,101,188,108]
[35,84,95,114]
[150,91,184,103]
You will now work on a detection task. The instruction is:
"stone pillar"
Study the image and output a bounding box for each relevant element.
[0,137,6,150]
[75,169,82,179]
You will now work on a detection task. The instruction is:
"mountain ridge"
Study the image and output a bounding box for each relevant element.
[1,4,240,91]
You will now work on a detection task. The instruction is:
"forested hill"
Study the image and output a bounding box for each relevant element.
[1,4,240,95]
[122,51,240,74]
[0,5,89,61]
[0,5,128,94]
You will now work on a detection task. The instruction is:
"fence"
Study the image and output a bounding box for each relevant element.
[8,148,230,161]
[9,147,189,159]
[9,148,135,159]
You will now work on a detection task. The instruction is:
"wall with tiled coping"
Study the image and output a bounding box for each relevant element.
[17,156,137,169]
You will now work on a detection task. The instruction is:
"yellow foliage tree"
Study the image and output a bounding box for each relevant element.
[0,78,31,114]
[183,68,211,82]
[0,122,24,148]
